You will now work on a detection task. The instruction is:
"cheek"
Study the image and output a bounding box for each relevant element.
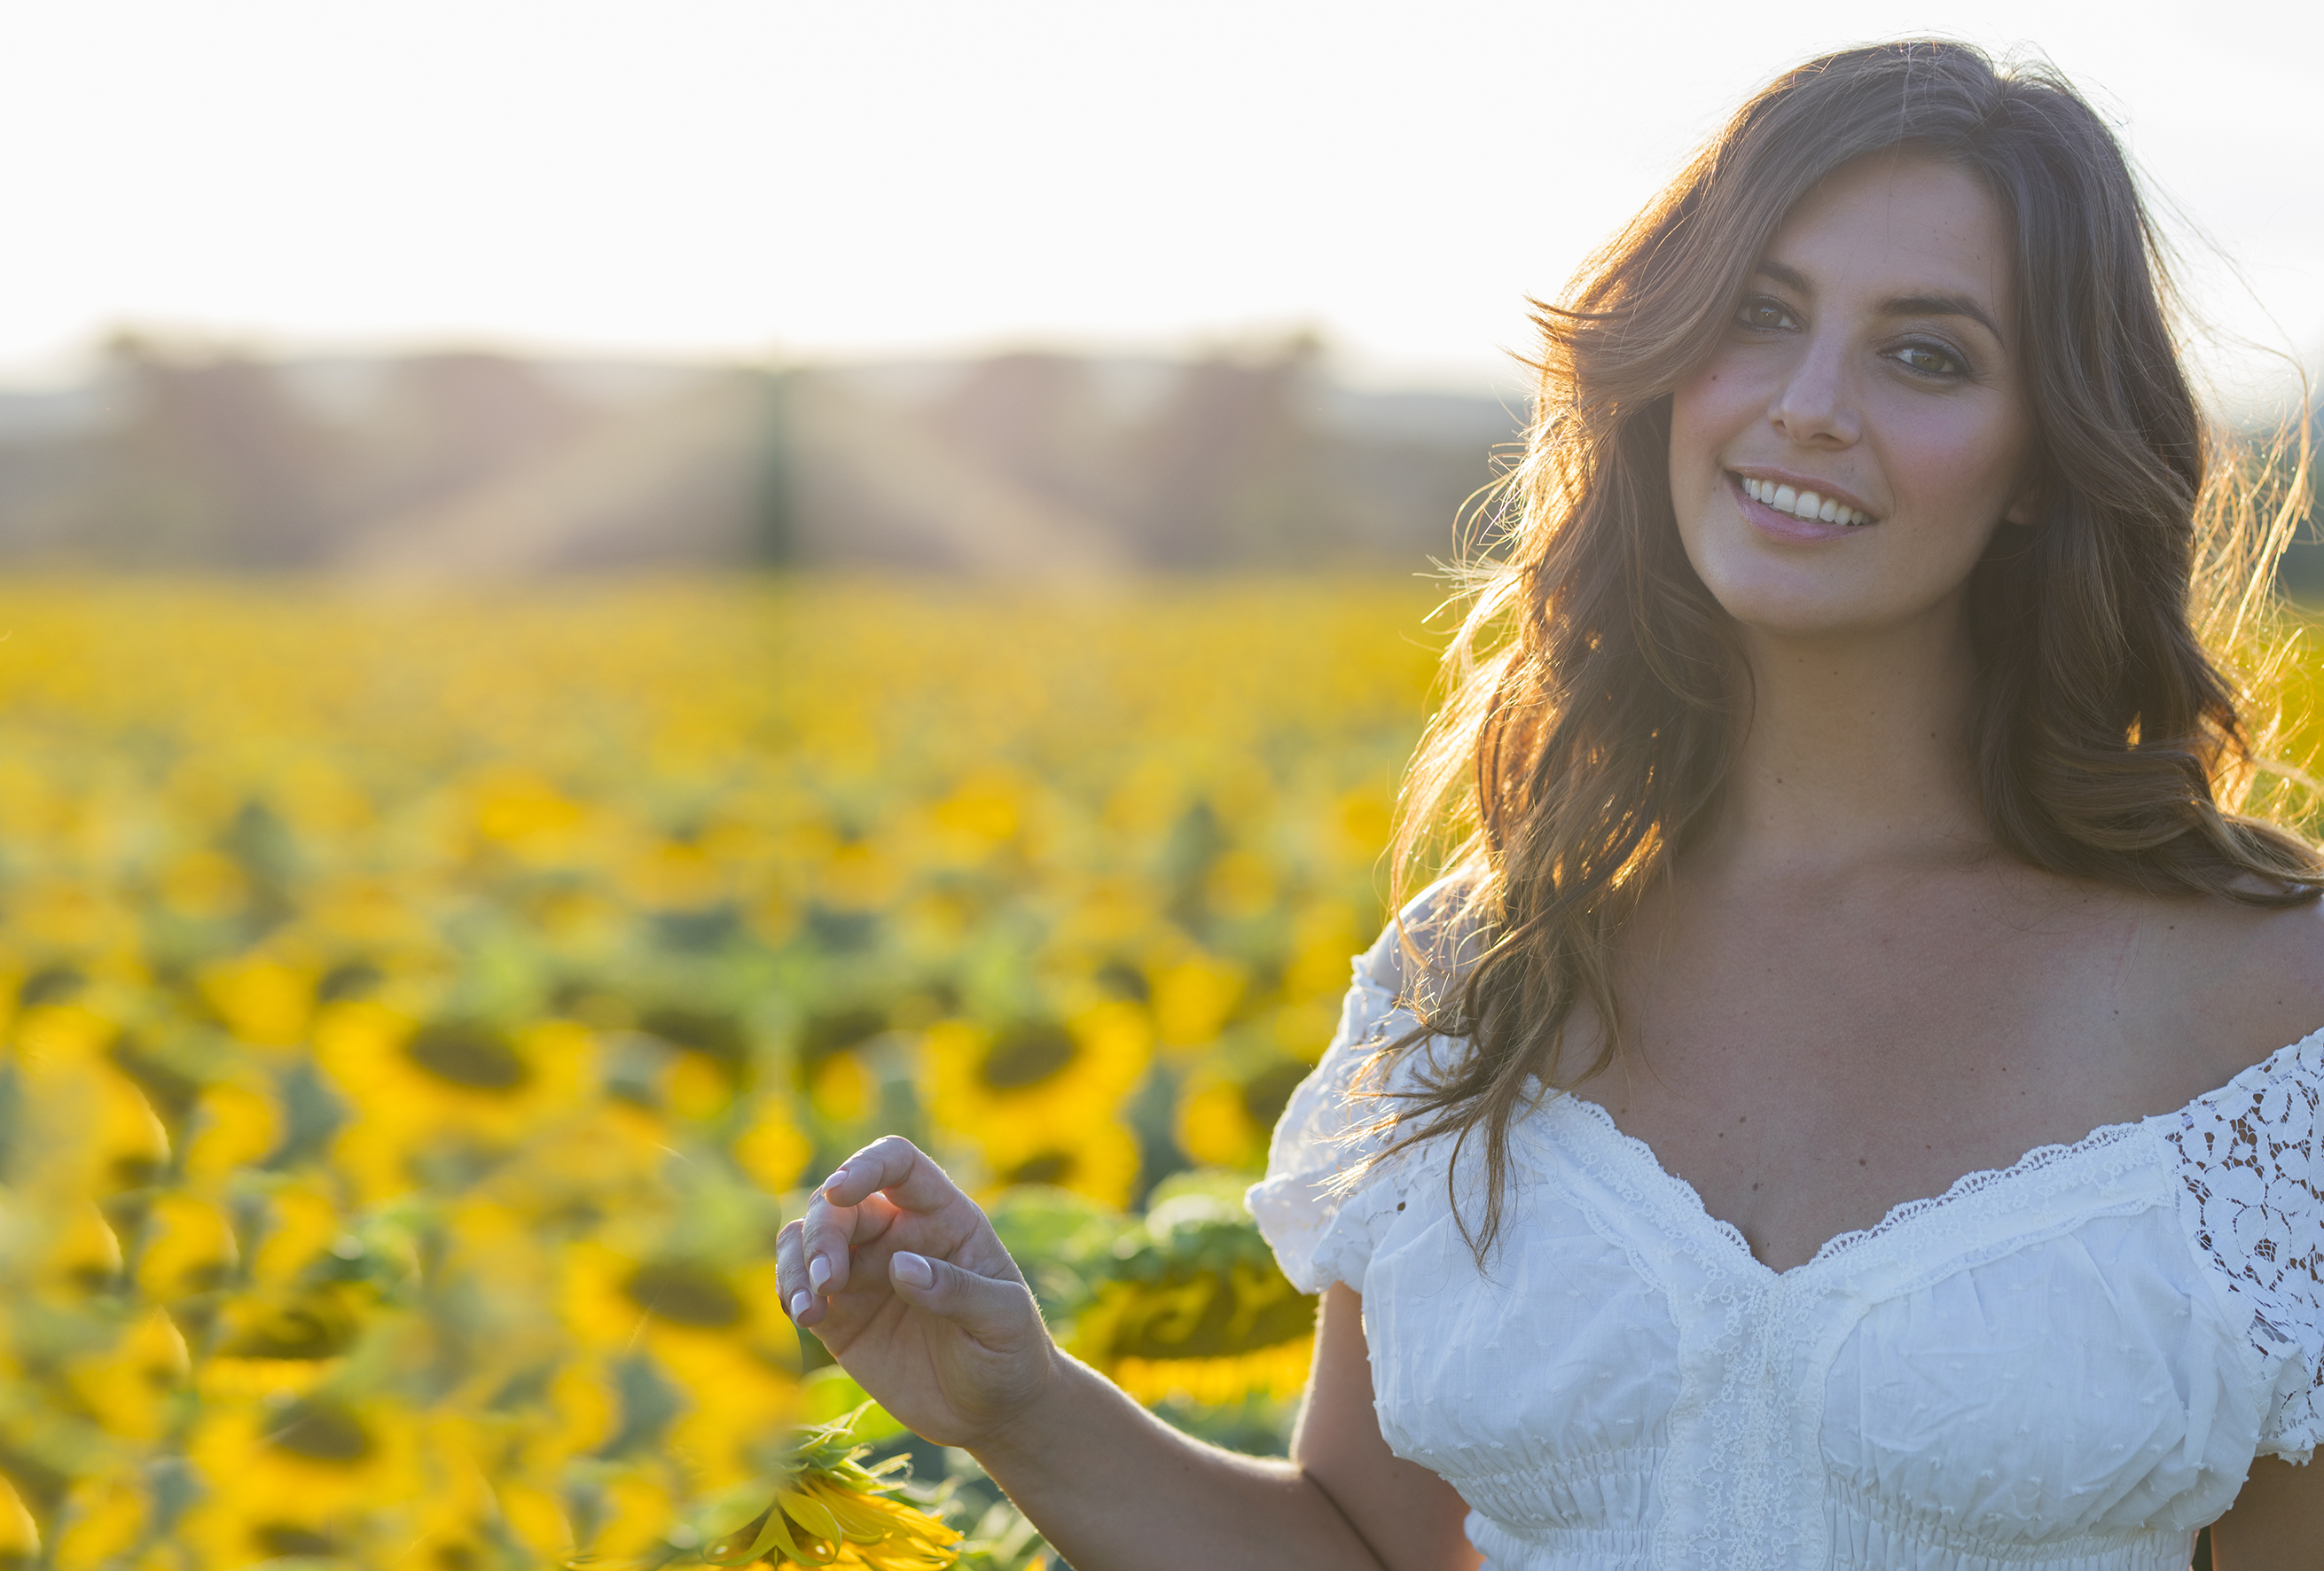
[1668,360,1758,540]
[1669,356,1759,477]
[1869,393,2029,523]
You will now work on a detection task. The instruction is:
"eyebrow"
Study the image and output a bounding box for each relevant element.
[1754,260,2005,343]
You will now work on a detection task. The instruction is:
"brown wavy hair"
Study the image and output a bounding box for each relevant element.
[1370,38,2321,1258]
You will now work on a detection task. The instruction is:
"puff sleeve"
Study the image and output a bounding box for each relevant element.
[1246,887,1471,1295]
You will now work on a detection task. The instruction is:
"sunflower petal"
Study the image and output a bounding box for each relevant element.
[807,1481,959,1567]
[799,1478,899,1543]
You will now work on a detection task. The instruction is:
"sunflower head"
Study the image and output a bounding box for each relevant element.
[919,1005,1149,1207]
[693,1405,960,1571]
[1069,1177,1316,1395]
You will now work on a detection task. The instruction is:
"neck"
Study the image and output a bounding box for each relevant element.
[1698,598,1991,877]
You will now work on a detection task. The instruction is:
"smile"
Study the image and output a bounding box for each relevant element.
[1733,473,1878,528]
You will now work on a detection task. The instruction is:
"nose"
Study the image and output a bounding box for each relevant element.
[1768,334,1859,449]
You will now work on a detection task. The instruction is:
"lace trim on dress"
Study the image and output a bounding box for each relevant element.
[2160,1027,2324,1459]
[1807,1122,2156,1272]
[1539,1093,2155,1283]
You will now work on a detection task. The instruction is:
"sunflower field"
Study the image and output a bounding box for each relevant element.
[0,577,1445,1571]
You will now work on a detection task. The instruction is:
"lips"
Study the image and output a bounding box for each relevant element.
[1725,469,1879,544]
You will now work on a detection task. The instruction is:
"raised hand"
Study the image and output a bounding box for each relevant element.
[776,1135,1058,1448]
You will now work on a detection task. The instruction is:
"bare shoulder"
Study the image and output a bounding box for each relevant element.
[2155,888,2324,1087]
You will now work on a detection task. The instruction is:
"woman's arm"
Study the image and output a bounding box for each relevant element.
[1293,1285,1482,1571]
[973,1283,1478,1571]
[2208,1456,2324,1569]
[776,1137,1475,1571]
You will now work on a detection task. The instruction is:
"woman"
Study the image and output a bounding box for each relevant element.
[777,41,2324,1568]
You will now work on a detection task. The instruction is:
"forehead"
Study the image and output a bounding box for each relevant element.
[1762,154,2015,320]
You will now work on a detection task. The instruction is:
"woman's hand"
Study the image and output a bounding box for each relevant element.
[780,1143,1444,1571]
[776,1135,1058,1449]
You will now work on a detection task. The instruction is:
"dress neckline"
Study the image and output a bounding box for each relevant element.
[1531,1023,2324,1283]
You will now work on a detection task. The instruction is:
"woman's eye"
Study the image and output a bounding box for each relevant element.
[1734,297,1796,332]
[1892,341,1967,377]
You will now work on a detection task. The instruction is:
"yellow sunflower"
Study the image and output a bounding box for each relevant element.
[464,764,596,865]
[177,1078,284,1189]
[393,1413,505,1571]
[180,1394,425,1565]
[20,1197,124,1301]
[315,1002,592,1201]
[733,1100,814,1194]
[666,1332,806,1493]
[920,1001,1147,1206]
[567,1460,681,1567]
[49,1465,144,1571]
[63,1308,187,1443]
[558,1242,795,1373]
[131,1192,238,1303]
[193,948,317,1055]
[509,1362,617,1482]
[0,1473,37,1568]
[1109,1335,1316,1407]
[1173,1056,1315,1172]
[242,1176,344,1287]
[496,1474,579,1565]
[693,1406,959,1571]
[9,1007,169,1199]
[205,1178,377,1366]
[1069,1184,1318,1409]
[475,1099,672,1223]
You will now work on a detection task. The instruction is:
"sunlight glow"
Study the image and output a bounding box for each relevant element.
[0,0,2313,395]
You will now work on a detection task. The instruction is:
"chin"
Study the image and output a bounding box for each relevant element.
[1686,545,1875,635]
[1713,590,1873,637]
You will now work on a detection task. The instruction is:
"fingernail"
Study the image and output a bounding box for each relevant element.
[891,1251,933,1289]
[808,1255,832,1292]
[789,1290,811,1320]
[821,1168,850,1194]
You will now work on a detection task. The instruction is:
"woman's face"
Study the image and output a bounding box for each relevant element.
[1668,153,2035,637]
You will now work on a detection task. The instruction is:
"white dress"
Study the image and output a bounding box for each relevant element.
[1248,899,2324,1571]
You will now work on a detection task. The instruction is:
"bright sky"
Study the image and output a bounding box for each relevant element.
[0,0,2316,403]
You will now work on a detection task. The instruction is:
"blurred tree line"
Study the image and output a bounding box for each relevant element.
[0,336,1522,576]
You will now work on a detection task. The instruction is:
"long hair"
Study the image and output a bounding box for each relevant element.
[1372,39,2321,1259]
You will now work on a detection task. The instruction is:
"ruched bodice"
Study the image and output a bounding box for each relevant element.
[1248,899,2324,1571]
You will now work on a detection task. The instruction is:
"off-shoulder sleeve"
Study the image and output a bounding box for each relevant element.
[1246,885,1473,1295]
[2164,1028,2324,1464]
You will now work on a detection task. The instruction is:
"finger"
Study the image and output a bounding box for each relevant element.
[849,1192,1019,1290]
[799,1185,904,1304]
[778,1218,822,1325]
[821,1136,972,1217]
[884,1247,1041,1346]
[796,1184,850,1308]
[779,1216,847,1330]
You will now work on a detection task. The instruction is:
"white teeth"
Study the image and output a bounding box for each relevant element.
[1737,473,1875,527]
